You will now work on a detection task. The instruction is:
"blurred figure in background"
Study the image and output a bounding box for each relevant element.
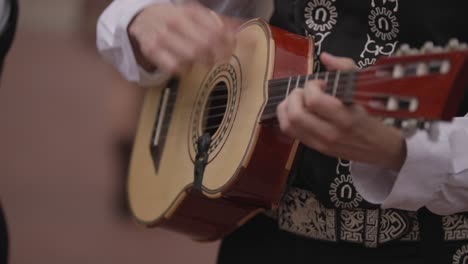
[0,0,18,263]
[0,0,16,72]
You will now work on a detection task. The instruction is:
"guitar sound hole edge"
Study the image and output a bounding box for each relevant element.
[202,81,229,138]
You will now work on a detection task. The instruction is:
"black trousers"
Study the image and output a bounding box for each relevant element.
[0,208,7,264]
[217,215,425,264]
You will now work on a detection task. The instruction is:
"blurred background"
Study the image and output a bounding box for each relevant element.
[0,0,219,263]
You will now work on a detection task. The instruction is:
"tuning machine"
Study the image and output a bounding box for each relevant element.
[421,41,444,54]
[383,118,440,141]
[394,44,419,57]
[383,117,412,131]
[446,38,468,51]
[383,118,416,137]
[394,40,468,57]
[420,121,440,142]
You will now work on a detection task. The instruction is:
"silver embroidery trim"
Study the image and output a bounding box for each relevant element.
[277,188,468,246]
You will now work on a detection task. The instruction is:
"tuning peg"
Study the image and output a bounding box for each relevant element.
[425,122,440,142]
[446,38,462,51]
[459,43,468,50]
[408,47,421,56]
[433,46,445,53]
[400,119,418,138]
[395,44,421,56]
[394,44,411,57]
[383,117,397,126]
[420,41,444,54]
[421,41,434,53]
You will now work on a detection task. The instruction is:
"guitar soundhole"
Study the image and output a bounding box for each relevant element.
[189,61,241,163]
[203,81,229,137]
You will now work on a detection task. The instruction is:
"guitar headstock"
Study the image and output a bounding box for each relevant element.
[354,39,468,139]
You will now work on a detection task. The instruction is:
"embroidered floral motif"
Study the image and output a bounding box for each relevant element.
[357,0,400,68]
[341,209,364,243]
[379,210,409,243]
[329,174,363,209]
[278,189,468,246]
[304,0,338,32]
[444,214,468,241]
[368,7,399,41]
[279,188,337,242]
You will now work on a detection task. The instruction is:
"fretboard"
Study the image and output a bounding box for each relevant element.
[262,70,357,120]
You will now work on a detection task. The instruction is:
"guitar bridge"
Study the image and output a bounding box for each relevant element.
[150,80,178,172]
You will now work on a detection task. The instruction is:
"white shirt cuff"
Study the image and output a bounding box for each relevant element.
[351,131,450,211]
[97,0,171,86]
[138,65,171,87]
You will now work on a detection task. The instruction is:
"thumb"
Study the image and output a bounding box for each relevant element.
[320,52,357,71]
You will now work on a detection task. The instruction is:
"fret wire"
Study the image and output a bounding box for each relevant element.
[268,71,339,88]
[270,78,393,92]
[267,84,356,102]
[266,62,409,89]
[295,75,301,90]
[266,70,407,96]
[268,83,366,101]
[269,78,355,94]
[267,89,354,103]
[261,98,375,120]
[267,73,398,89]
[332,70,341,97]
[268,62,404,86]
[267,70,367,87]
[285,76,292,99]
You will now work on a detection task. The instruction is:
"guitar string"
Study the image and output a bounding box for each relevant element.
[160,95,388,139]
[160,58,447,110]
[184,88,397,124]
[156,65,444,132]
[199,88,394,122]
[152,62,448,143]
[160,69,424,113]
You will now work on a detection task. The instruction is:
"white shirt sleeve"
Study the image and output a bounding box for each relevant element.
[350,116,468,215]
[96,0,273,86]
[96,0,173,86]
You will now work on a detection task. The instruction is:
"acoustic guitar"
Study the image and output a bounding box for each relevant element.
[127,19,468,241]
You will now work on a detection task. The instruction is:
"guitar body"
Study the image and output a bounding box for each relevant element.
[128,19,314,241]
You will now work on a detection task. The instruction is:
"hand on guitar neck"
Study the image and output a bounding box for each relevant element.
[128,2,238,76]
[277,52,406,172]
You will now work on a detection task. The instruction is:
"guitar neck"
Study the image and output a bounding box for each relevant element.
[268,71,357,103]
[261,52,463,123]
[261,70,358,122]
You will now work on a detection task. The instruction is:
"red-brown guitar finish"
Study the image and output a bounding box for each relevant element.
[149,25,312,241]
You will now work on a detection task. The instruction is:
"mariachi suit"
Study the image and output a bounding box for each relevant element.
[218,1,468,264]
